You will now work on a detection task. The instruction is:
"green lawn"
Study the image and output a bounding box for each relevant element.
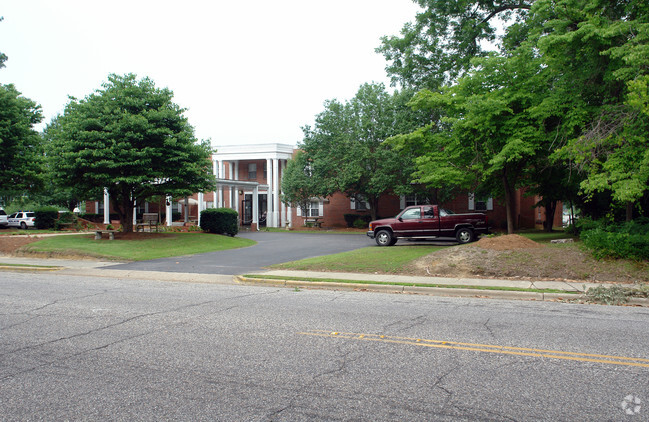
[22,233,256,261]
[270,245,444,273]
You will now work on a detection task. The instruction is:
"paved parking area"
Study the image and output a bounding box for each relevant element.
[103,232,373,275]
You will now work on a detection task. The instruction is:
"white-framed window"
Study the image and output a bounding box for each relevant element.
[297,199,323,217]
[468,193,493,211]
[400,194,430,209]
[248,163,257,180]
[350,196,370,211]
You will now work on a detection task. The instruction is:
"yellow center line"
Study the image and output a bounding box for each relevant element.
[298,330,649,368]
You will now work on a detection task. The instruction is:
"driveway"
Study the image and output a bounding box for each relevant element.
[103,232,372,275]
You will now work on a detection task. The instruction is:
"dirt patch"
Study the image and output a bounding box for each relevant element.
[0,234,43,255]
[408,234,649,284]
[474,234,544,251]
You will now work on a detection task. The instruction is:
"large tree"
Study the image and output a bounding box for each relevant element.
[299,83,425,220]
[381,0,649,226]
[281,151,321,217]
[45,74,215,232]
[0,83,44,202]
[377,0,533,90]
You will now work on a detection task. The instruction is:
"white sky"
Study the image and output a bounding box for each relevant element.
[0,0,420,148]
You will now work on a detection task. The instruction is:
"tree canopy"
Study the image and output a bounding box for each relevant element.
[0,83,44,202]
[296,83,426,220]
[381,0,649,225]
[45,73,215,231]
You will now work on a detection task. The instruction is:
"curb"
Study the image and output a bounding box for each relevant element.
[235,276,597,303]
[0,265,63,272]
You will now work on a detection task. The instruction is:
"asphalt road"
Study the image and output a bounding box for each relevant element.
[104,232,374,274]
[2,271,648,420]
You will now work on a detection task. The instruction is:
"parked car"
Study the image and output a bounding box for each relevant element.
[367,205,489,246]
[7,211,36,229]
[0,209,7,228]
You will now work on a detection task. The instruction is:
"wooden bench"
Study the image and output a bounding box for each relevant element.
[95,230,118,240]
[136,213,160,232]
[305,217,322,228]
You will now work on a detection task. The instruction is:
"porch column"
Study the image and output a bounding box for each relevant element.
[133,202,137,226]
[213,159,218,208]
[252,185,259,231]
[266,158,272,227]
[218,161,224,207]
[280,159,286,227]
[273,158,279,228]
[198,192,204,226]
[184,197,189,223]
[234,161,240,214]
[103,188,110,224]
[165,195,172,226]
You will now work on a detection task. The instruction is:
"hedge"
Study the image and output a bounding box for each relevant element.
[200,208,239,236]
[34,207,59,230]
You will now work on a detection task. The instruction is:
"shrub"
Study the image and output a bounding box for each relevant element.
[579,218,649,261]
[200,208,239,236]
[353,218,368,229]
[34,207,59,229]
[344,214,373,227]
[54,211,77,230]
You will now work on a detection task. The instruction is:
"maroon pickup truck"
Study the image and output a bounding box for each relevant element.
[367,205,489,246]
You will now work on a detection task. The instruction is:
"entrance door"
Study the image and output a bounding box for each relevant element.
[242,194,268,226]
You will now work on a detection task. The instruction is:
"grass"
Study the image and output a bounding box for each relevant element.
[270,245,443,273]
[21,233,256,261]
[241,274,578,294]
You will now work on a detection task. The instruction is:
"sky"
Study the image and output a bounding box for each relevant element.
[0,0,421,148]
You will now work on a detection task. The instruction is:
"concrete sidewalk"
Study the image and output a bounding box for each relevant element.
[1,254,645,305]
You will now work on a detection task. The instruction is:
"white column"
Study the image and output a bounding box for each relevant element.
[252,185,259,231]
[212,160,219,208]
[273,158,279,228]
[218,161,224,207]
[103,188,110,224]
[198,192,204,226]
[234,161,239,214]
[133,202,137,226]
[166,195,172,226]
[266,158,272,226]
[280,159,286,227]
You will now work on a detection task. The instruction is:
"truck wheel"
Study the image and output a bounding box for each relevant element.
[375,229,394,247]
[456,228,474,244]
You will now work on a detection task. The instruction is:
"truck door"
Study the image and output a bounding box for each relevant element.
[421,206,440,235]
[392,206,423,236]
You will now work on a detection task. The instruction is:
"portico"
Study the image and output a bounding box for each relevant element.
[212,143,294,228]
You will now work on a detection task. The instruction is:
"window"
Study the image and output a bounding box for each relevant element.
[401,194,430,209]
[263,162,267,180]
[468,194,493,211]
[297,199,323,217]
[248,163,257,180]
[307,201,320,217]
[423,206,435,218]
[351,196,370,211]
[400,208,421,220]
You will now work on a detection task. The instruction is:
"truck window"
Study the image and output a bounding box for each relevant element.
[401,208,421,220]
[423,206,435,218]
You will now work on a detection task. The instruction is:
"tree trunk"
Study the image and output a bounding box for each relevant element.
[113,193,135,233]
[626,201,633,222]
[543,200,557,232]
[502,171,517,234]
[370,196,379,221]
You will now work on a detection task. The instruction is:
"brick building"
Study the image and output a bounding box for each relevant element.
[87,143,562,231]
